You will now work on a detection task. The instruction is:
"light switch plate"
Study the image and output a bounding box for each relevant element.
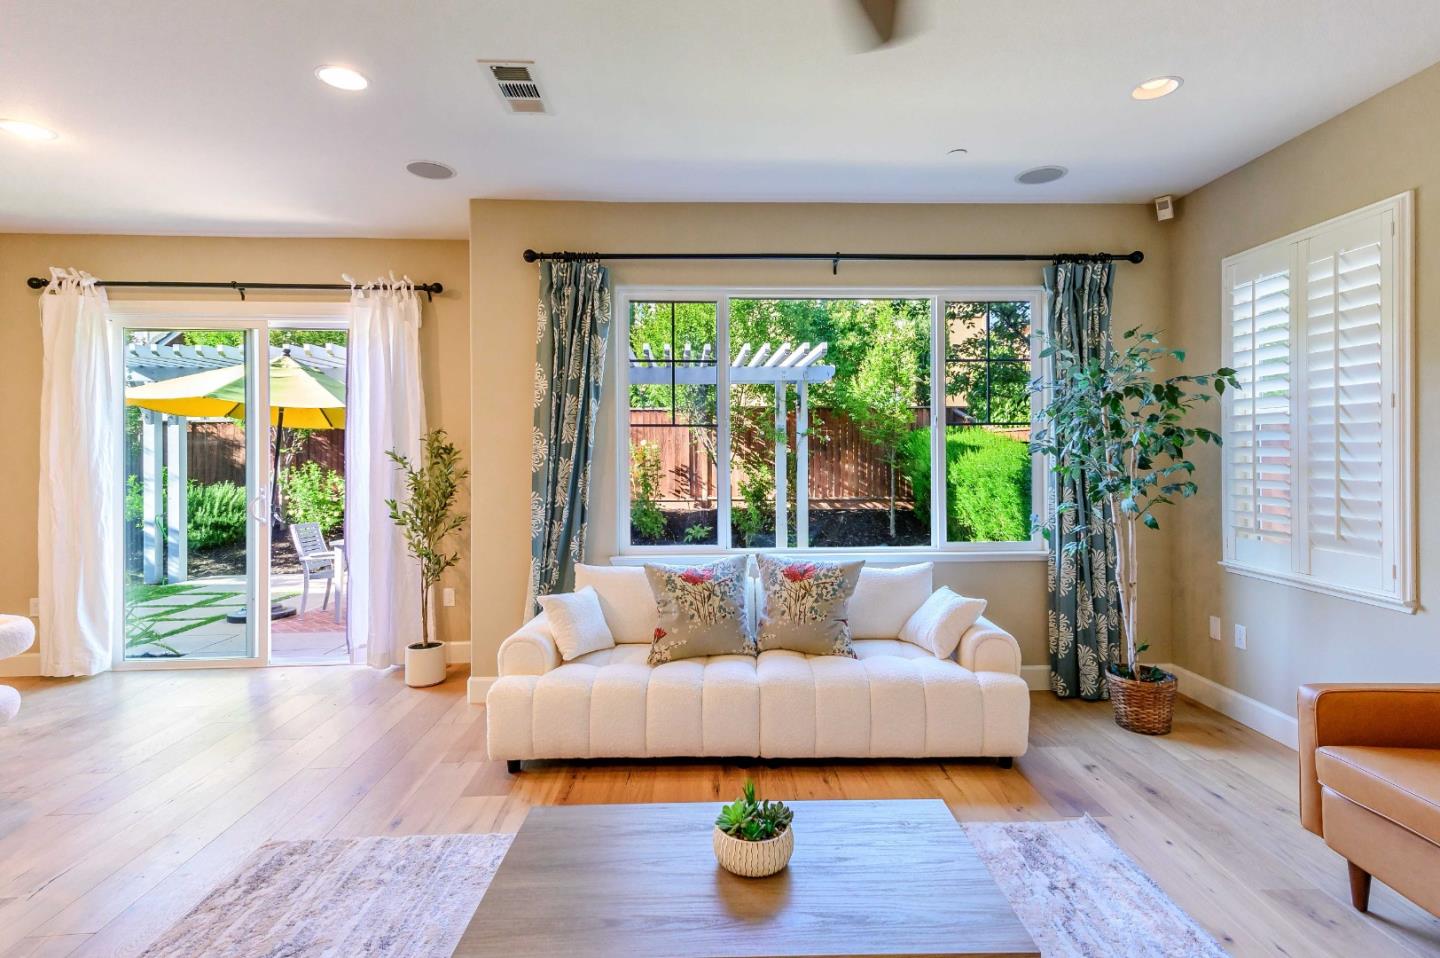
[1233,624,1247,650]
[442,587,455,608]
[1208,615,1221,640]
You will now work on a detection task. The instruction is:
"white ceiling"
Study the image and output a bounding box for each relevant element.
[3,0,1439,239]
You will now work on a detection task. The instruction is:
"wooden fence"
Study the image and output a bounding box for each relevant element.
[630,407,931,509]
[187,422,345,486]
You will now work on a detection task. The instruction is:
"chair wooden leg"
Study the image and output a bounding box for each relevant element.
[1348,860,1372,912]
[299,572,310,615]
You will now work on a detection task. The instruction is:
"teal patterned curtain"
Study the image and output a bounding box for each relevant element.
[526,260,612,615]
[1044,260,1122,700]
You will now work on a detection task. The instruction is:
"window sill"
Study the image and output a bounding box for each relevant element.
[612,548,1050,565]
[1217,561,1417,615]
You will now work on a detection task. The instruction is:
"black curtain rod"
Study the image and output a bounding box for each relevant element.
[522,248,1143,272]
[24,277,444,302]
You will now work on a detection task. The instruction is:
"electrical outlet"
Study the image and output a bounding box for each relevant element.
[1233,624,1247,650]
[29,597,40,617]
[1208,616,1221,640]
[442,587,455,608]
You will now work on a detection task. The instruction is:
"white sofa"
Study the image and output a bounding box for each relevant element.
[486,563,1030,771]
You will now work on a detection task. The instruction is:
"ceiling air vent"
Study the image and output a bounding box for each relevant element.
[479,61,548,115]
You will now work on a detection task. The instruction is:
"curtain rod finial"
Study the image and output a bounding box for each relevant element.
[1127,250,1145,264]
[523,249,540,263]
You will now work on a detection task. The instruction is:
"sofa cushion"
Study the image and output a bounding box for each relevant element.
[755,555,864,657]
[574,564,657,644]
[644,557,755,664]
[1316,745,1440,845]
[848,563,934,638]
[537,586,615,661]
[899,587,987,660]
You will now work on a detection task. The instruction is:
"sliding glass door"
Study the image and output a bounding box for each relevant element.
[121,322,270,665]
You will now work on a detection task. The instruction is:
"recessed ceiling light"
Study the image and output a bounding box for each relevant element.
[1015,165,1067,185]
[1131,76,1183,100]
[406,160,456,180]
[0,119,58,141]
[315,65,369,91]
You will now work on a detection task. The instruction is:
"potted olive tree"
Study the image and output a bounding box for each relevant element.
[1032,327,1237,734]
[386,429,467,688]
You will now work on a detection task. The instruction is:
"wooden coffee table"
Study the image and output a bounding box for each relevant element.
[454,799,1038,958]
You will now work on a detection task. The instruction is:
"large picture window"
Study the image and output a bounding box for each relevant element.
[1221,193,1414,610]
[619,288,1046,555]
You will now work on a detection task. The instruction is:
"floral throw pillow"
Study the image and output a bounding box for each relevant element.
[643,557,755,665]
[756,556,865,657]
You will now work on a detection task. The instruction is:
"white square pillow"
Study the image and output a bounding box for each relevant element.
[537,586,616,661]
[574,563,658,644]
[898,587,987,660]
[847,563,935,638]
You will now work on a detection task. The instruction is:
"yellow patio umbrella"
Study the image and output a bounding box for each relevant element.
[125,351,346,429]
[126,350,346,518]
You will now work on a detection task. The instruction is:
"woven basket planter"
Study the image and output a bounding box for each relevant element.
[1105,667,1178,735]
[713,825,794,878]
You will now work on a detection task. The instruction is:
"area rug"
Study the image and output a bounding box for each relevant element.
[138,834,512,958]
[143,819,1224,957]
[963,815,1229,957]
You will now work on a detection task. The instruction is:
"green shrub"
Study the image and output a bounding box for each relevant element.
[282,461,345,534]
[898,427,1031,542]
[630,440,666,540]
[733,466,774,546]
[187,480,248,549]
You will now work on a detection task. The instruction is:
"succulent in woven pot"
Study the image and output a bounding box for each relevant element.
[1032,327,1238,734]
[713,781,794,878]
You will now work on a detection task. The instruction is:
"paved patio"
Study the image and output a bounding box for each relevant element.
[125,573,349,662]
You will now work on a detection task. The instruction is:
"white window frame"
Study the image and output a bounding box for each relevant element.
[614,285,1049,562]
[1219,193,1416,613]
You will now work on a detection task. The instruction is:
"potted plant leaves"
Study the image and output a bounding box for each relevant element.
[1032,327,1237,734]
[386,429,467,688]
[713,780,795,878]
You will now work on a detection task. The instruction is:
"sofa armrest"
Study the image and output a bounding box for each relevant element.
[1298,683,1440,835]
[956,616,1021,676]
[497,612,562,677]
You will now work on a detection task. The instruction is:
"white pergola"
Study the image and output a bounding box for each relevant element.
[630,341,835,546]
[127,341,346,584]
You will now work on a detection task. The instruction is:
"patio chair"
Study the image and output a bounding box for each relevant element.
[289,522,335,615]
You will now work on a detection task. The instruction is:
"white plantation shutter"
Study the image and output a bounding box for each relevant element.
[1221,195,1412,609]
[1224,247,1292,573]
[1301,213,1390,592]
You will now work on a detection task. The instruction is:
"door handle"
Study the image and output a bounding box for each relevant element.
[251,489,271,522]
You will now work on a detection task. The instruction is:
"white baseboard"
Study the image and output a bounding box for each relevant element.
[1164,662,1298,750]
[467,675,495,704]
[444,641,470,665]
[1020,664,1051,691]
[0,652,40,678]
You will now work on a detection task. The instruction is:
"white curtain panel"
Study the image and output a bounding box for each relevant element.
[38,269,120,676]
[346,276,426,668]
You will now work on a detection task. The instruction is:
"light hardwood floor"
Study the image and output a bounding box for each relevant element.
[1,666,1436,958]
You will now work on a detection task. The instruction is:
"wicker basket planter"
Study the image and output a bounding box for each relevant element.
[1105,667,1178,735]
[713,825,794,878]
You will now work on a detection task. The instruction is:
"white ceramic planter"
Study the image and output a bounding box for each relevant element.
[712,825,794,878]
[405,642,447,688]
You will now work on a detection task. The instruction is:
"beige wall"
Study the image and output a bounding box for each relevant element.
[1167,62,1440,712]
[469,200,1172,674]
[0,234,472,656]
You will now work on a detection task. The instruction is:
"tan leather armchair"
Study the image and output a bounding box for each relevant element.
[1298,684,1440,916]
